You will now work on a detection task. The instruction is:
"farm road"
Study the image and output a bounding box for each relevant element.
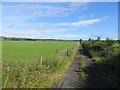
[52,48,110,88]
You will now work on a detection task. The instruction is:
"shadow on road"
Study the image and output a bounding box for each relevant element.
[80,45,111,88]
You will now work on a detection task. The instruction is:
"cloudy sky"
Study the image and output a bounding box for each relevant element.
[1,2,118,40]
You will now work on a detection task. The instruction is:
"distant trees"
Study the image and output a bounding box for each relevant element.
[0,36,6,40]
[106,37,110,41]
[88,36,101,41]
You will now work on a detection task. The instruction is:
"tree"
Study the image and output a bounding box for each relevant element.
[79,39,82,43]
[88,38,91,41]
[97,36,101,41]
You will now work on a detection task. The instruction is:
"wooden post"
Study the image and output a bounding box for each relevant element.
[56,50,58,56]
[69,48,71,55]
[40,56,42,65]
[56,50,59,60]
[67,48,69,56]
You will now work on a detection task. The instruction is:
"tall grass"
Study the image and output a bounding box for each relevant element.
[80,55,87,80]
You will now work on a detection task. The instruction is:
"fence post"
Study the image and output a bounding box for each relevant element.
[69,48,71,55]
[55,50,57,61]
[40,56,42,65]
[66,48,69,56]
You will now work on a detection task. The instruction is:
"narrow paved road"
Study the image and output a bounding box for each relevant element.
[53,49,85,88]
[53,48,110,88]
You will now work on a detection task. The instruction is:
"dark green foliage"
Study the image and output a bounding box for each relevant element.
[99,54,120,87]
[82,40,120,88]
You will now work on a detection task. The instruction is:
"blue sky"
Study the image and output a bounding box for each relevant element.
[1,2,118,40]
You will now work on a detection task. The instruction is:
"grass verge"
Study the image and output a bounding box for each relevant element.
[79,55,87,80]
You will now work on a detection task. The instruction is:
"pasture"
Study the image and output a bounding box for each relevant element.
[2,40,78,88]
[2,41,77,62]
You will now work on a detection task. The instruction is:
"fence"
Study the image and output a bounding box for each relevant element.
[37,47,75,67]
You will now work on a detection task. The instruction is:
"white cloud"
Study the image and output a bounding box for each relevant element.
[21,18,101,32]
[2,2,88,18]
[47,28,69,33]
[57,19,101,27]
[25,23,51,30]
[14,18,101,33]
[78,14,95,20]
[70,2,88,11]
[3,4,68,18]
[101,16,110,22]
[30,5,70,17]
[3,30,86,40]
[42,34,85,40]
[62,34,82,39]
[24,23,69,32]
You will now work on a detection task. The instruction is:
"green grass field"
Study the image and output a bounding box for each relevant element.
[2,40,78,88]
[3,41,77,62]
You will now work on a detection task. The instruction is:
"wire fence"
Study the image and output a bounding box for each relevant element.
[31,46,77,68]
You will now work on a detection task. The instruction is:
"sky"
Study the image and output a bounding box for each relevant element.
[1,2,118,40]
